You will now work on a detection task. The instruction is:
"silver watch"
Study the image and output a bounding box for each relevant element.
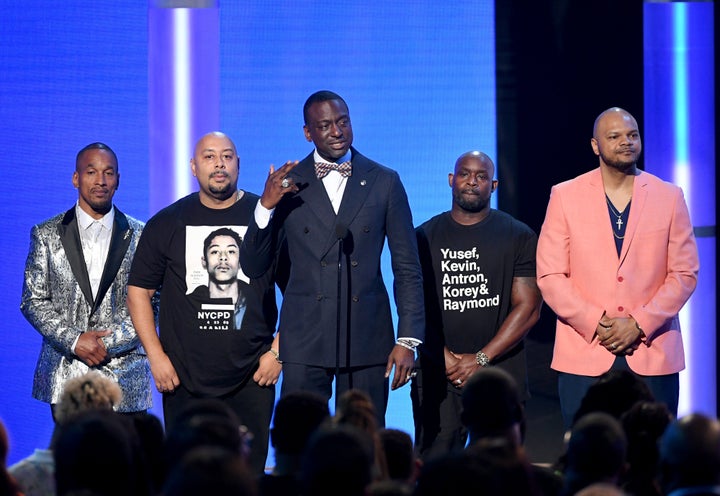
[475,350,490,367]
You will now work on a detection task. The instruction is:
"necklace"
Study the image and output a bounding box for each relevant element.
[605,195,629,232]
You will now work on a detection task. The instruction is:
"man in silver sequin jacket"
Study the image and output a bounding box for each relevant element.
[20,142,151,415]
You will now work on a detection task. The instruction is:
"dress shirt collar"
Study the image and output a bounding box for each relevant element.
[313,149,351,166]
[75,202,115,232]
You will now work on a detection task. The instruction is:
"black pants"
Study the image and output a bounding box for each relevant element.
[162,376,275,475]
[281,362,389,427]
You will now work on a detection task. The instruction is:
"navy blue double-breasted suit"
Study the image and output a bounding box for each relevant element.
[241,149,424,411]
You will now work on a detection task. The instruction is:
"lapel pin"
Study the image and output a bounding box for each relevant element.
[360,180,367,186]
[123,230,131,240]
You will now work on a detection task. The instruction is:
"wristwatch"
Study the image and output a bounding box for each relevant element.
[475,350,491,367]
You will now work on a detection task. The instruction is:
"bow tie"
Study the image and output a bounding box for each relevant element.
[314,161,352,179]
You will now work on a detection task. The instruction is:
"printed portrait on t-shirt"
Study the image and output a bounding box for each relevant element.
[185,225,249,331]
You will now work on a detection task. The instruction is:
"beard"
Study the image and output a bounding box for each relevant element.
[453,191,488,213]
[208,181,236,201]
[600,148,639,172]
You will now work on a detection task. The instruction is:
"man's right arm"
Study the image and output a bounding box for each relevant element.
[536,187,606,342]
[127,285,179,393]
[20,224,85,355]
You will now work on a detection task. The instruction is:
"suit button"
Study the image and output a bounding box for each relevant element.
[351,260,358,267]
[363,226,370,233]
[321,261,327,267]
[352,296,359,302]
[618,306,624,312]
[617,276,624,282]
[316,294,324,301]
[304,227,310,234]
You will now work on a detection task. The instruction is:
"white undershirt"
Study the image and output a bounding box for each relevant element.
[76,203,114,300]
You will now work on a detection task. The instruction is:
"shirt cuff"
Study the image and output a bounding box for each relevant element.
[71,334,81,354]
[396,338,422,351]
[254,199,274,229]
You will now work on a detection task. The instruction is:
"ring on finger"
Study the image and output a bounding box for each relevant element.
[611,343,617,350]
[281,177,290,188]
[455,378,462,385]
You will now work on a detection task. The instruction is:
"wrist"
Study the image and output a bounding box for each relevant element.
[475,350,491,367]
[635,322,646,342]
[268,348,282,364]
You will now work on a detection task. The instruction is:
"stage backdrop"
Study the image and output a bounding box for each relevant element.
[0,0,496,466]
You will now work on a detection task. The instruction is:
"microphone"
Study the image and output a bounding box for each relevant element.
[335,223,348,385]
[335,224,348,241]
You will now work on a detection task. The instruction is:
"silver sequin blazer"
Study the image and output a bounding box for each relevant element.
[20,206,152,412]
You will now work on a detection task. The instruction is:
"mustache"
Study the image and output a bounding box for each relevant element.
[210,171,229,179]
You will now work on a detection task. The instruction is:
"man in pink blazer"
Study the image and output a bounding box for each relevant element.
[536,107,699,429]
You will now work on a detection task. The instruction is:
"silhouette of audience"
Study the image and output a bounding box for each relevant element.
[1,418,23,496]
[659,413,720,496]
[9,363,720,496]
[620,401,672,496]
[9,371,129,496]
[461,367,562,496]
[53,409,152,496]
[300,424,375,496]
[163,446,257,496]
[561,412,627,496]
[259,390,330,496]
[572,370,655,427]
[378,428,419,485]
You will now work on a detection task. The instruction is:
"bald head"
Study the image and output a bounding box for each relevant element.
[454,151,495,177]
[592,107,638,139]
[194,131,236,156]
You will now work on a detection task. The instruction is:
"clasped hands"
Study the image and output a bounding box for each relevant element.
[596,316,643,356]
[74,329,111,367]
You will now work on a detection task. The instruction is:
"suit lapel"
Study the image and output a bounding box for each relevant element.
[292,155,341,254]
[92,207,132,313]
[59,208,94,307]
[618,171,649,265]
[587,169,619,260]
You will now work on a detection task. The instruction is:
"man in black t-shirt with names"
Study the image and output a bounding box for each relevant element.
[411,151,543,460]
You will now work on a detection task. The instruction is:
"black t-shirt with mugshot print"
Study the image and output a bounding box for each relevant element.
[129,192,277,396]
[415,209,537,398]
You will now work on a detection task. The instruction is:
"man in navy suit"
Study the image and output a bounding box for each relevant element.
[240,90,424,424]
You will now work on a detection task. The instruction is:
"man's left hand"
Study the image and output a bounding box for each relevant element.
[386,345,415,390]
[597,317,643,355]
[253,350,282,387]
[446,352,479,388]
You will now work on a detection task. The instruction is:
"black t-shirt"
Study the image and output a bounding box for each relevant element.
[416,210,537,396]
[128,192,277,396]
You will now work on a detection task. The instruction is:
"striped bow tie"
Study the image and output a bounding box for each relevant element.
[314,161,352,179]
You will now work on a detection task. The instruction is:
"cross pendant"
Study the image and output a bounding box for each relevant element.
[616,217,623,230]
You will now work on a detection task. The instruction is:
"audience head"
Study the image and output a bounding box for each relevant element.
[460,367,525,445]
[300,424,375,496]
[54,371,122,425]
[164,398,249,472]
[572,370,654,426]
[335,388,379,433]
[54,409,151,496]
[415,445,538,496]
[163,446,257,496]
[659,413,720,493]
[563,412,627,495]
[271,390,329,456]
[378,428,416,483]
[620,400,671,493]
[1,418,23,496]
